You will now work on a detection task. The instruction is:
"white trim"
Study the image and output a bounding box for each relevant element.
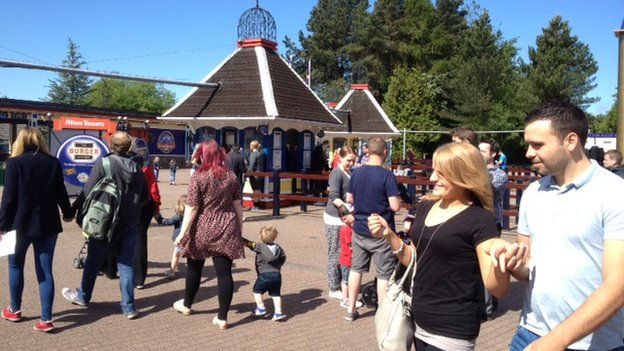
[157,115,337,126]
[256,46,279,117]
[162,47,241,117]
[363,89,400,133]
[324,131,400,136]
[158,116,276,120]
[276,54,343,125]
[335,89,354,110]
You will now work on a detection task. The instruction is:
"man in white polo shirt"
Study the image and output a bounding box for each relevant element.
[507,101,624,350]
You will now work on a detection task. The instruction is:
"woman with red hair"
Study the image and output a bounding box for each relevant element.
[172,140,244,330]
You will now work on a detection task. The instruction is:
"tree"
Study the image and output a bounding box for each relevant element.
[526,15,598,108]
[86,79,176,114]
[47,38,92,105]
[442,10,523,130]
[428,0,469,75]
[383,66,447,156]
[282,36,307,75]
[297,0,371,85]
[593,97,618,133]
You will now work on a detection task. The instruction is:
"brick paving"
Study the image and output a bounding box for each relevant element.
[0,170,523,350]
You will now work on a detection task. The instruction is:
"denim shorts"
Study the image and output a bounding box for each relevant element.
[253,272,282,296]
[340,265,350,284]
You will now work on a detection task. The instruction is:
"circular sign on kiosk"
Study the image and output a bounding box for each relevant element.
[56,135,110,187]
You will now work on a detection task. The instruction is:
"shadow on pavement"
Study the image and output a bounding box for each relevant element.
[203,288,327,328]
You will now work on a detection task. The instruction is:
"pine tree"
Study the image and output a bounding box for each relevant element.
[443,10,522,130]
[428,0,469,74]
[298,0,371,85]
[47,38,92,105]
[527,15,598,108]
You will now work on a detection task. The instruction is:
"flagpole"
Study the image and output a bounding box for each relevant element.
[307,58,312,87]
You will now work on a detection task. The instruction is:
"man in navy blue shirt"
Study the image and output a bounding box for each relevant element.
[344,137,401,322]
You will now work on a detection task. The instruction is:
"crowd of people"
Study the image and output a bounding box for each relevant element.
[0,100,623,351]
[322,101,624,350]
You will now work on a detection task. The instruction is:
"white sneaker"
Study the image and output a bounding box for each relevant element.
[173,299,191,316]
[340,299,363,309]
[328,290,343,300]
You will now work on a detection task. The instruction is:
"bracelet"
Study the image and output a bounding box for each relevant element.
[391,241,405,255]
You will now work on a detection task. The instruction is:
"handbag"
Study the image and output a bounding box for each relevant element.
[375,245,416,351]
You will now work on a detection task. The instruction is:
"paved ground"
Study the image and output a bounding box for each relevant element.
[0,170,524,350]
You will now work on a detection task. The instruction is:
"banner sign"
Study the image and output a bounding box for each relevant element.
[54,117,112,131]
[148,128,185,155]
[56,135,110,187]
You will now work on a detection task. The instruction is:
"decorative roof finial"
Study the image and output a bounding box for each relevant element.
[238,1,277,43]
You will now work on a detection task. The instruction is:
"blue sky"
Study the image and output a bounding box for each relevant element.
[0,0,622,115]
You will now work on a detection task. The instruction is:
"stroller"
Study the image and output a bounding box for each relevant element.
[361,278,378,309]
[72,239,117,279]
[73,240,88,269]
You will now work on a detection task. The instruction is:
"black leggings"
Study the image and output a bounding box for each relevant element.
[184,256,234,320]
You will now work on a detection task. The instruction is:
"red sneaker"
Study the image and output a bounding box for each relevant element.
[1,307,22,322]
[33,320,55,332]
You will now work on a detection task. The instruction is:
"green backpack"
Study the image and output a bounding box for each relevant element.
[80,157,121,241]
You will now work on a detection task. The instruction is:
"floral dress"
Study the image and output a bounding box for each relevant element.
[179,169,244,260]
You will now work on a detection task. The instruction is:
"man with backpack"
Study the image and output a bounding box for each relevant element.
[62,131,148,319]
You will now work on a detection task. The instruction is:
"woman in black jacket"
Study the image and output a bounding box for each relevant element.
[0,128,74,332]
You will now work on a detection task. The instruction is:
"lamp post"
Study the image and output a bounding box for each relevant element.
[143,119,150,139]
[185,125,192,162]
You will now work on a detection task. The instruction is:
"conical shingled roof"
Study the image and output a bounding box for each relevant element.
[161,40,342,129]
[327,84,399,136]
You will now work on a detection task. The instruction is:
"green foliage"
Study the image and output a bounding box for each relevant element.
[526,15,598,108]
[441,10,523,130]
[383,66,446,156]
[86,78,176,114]
[314,79,349,104]
[593,98,618,133]
[298,0,371,84]
[47,38,93,105]
[282,36,307,76]
[286,2,601,164]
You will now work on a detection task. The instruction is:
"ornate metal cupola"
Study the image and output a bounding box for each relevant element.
[237,1,277,49]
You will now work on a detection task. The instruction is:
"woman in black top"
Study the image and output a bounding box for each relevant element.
[369,143,516,351]
[0,128,74,332]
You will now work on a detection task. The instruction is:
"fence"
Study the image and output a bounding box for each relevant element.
[244,167,535,230]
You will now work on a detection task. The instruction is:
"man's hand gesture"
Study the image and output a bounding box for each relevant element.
[489,241,528,273]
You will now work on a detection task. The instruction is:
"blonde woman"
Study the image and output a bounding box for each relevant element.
[369,143,517,351]
[0,128,74,332]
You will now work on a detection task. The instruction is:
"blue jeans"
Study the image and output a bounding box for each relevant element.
[79,226,138,315]
[169,170,176,184]
[8,234,58,321]
[510,326,624,351]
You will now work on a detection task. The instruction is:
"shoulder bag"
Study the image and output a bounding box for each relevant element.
[375,245,416,351]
